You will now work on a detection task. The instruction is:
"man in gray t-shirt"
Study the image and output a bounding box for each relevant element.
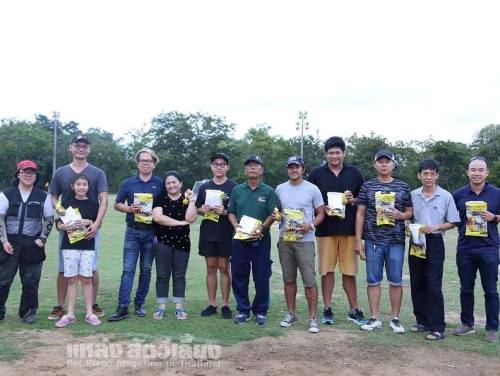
[275,156,324,333]
[47,134,108,321]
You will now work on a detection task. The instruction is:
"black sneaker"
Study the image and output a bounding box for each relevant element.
[221,305,233,319]
[321,307,335,325]
[22,309,37,324]
[135,304,146,317]
[348,308,368,325]
[200,305,218,317]
[107,306,129,322]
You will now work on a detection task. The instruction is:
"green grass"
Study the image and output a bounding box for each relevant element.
[0,194,499,361]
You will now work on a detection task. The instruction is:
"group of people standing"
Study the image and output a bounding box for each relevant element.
[0,134,498,343]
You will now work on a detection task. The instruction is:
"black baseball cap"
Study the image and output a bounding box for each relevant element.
[211,152,229,164]
[286,156,304,167]
[71,134,91,145]
[374,149,395,162]
[244,155,264,166]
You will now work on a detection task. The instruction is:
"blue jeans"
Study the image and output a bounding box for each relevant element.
[118,227,155,307]
[364,240,405,286]
[456,251,499,331]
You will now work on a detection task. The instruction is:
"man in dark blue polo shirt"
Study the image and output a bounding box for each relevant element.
[228,155,277,325]
[108,148,163,321]
[452,156,500,342]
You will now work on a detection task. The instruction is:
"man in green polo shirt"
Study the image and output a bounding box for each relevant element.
[228,155,277,325]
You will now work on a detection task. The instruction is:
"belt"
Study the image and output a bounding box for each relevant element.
[127,222,153,230]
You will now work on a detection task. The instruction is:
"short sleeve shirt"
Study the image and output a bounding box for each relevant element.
[228,181,277,236]
[153,194,190,252]
[308,163,364,236]
[453,182,500,253]
[195,179,237,242]
[49,164,108,202]
[115,175,163,224]
[60,197,99,250]
[357,178,412,244]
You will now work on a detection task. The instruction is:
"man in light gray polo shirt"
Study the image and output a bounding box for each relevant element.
[275,156,324,333]
[409,159,459,340]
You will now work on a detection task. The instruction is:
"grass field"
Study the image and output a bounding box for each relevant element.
[1,195,499,361]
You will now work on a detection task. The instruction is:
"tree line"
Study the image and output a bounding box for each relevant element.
[1,112,499,192]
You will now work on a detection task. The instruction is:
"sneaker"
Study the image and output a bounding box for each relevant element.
[234,312,250,324]
[85,313,102,326]
[153,309,165,320]
[107,306,129,322]
[321,307,335,325]
[135,304,146,317]
[21,309,37,324]
[308,318,320,333]
[175,309,188,320]
[390,318,405,334]
[280,312,298,328]
[221,305,233,319]
[200,305,217,317]
[453,324,475,336]
[255,314,267,325]
[348,308,368,325]
[92,304,105,317]
[47,305,64,320]
[55,314,76,328]
[361,317,383,331]
[485,331,499,343]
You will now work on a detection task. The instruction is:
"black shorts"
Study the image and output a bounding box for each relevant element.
[198,240,231,258]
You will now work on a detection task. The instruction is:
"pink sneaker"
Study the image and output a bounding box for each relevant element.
[55,314,76,328]
[85,313,101,326]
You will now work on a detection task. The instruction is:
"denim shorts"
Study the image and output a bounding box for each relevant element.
[364,240,405,286]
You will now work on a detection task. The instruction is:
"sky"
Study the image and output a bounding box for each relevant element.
[1,0,499,145]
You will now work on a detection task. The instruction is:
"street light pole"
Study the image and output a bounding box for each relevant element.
[296,111,309,159]
[52,111,59,178]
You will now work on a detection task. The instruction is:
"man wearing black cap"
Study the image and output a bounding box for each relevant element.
[196,153,237,319]
[48,134,108,320]
[0,160,54,323]
[355,150,413,333]
[228,155,277,325]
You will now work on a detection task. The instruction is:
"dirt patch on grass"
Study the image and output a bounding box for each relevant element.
[1,328,499,376]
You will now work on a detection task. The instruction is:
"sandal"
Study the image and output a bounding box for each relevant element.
[425,331,445,341]
[411,324,429,333]
[175,309,187,320]
[153,309,165,320]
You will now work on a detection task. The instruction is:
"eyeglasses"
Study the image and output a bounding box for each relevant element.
[138,159,154,165]
[212,163,227,168]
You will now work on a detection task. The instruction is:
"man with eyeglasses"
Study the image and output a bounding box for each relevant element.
[48,134,108,320]
[108,148,163,321]
[452,156,500,342]
[195,153,237,319]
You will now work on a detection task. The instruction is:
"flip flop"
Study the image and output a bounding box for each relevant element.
[425,331,445,341]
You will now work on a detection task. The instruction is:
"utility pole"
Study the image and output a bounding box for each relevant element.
[52,111,59,177]
[296,111,309,159]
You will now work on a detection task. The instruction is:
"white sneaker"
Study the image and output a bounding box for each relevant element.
[361,317,382,331]
[390,318,405,333]
[308,318,320,333]
[280,312,298,328]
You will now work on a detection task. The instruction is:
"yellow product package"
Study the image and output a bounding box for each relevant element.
[327,192,347,219]
[375,191,396,226]
[134,193,153,224]
[408,223,426,259]
[465,201,488,237]
[203,212,220,223]
[283,208,305,242]
[234,215,262,240]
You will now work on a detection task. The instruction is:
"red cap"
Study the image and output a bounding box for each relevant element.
[17,160,38,171]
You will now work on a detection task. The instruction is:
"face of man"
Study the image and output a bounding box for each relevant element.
[137,152,156,175]
[244,162,263,179]
[374,157,395,177]
[326,147,345,168]
[18,168,36,187]
[70,141,91,161]
[211,158,229,178]
[418,169,438,189]
[467,159,489,186]
[287,163,304,182]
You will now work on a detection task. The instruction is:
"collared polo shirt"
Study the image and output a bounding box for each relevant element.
[453,182,500,253]
[411,185,460,235]
[115,175,163,224]
[228,181,277,234]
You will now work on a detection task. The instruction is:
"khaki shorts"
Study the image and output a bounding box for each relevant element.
[277,239,317,288]
[317,235,357,276]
